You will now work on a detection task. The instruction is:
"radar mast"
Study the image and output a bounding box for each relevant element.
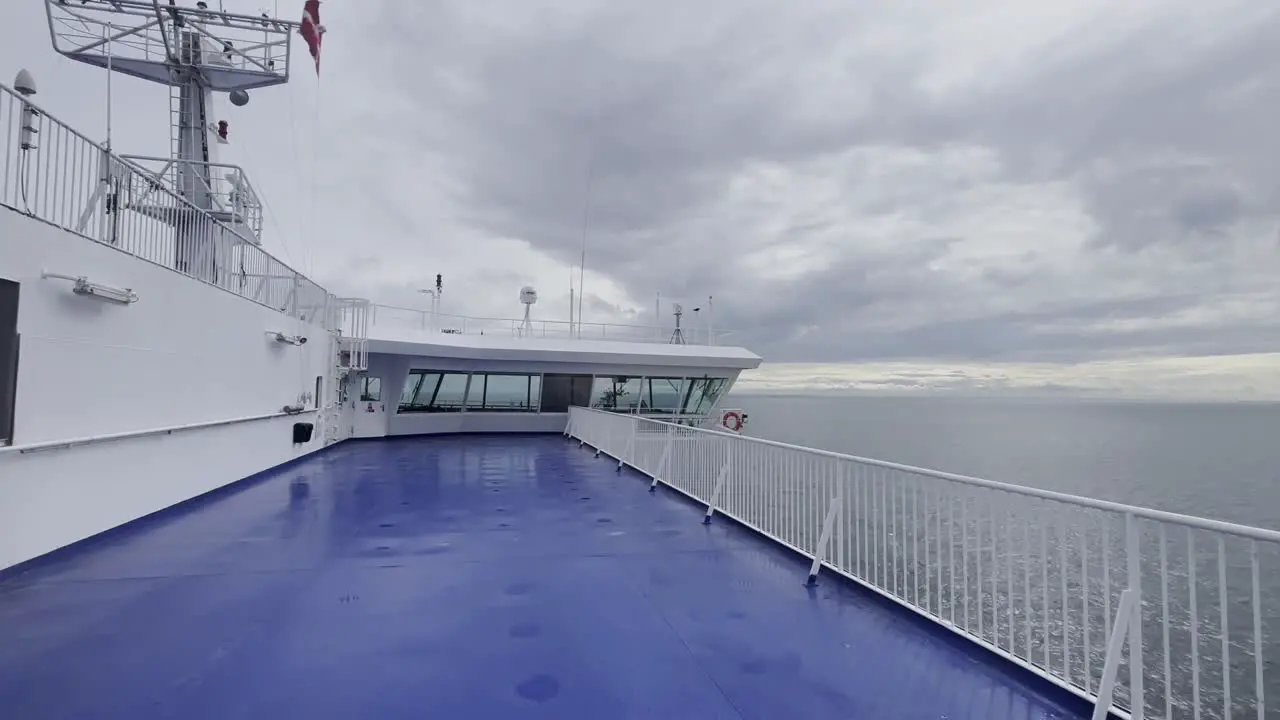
[43,0,305,273]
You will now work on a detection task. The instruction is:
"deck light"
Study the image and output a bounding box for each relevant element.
[267,331,307,345]
[41,271,138,305]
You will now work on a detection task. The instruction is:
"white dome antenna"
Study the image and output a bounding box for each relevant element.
[519,286,538,336]
[14,69,37,96]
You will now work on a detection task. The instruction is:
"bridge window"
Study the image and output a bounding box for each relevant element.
[640,377,686,414]
[400,372,437,408]
[469,373,541,412]
[432,373,469,411]
[398,371,468,412]
[590,376,643,411]
[399,371,542,412]
[682,377,727,415]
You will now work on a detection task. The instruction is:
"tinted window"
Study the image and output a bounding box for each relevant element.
[432,373,468,411]
[399,371,438,411]
[643,378,685,414]
[480,374,536,411]
[540,374,592,413]
[591,376,643,411]
[360,376,382,401]
[399,371,470,413]
[682,377,727,415]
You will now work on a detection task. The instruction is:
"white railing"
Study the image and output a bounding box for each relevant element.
[121,155,265,242]
[45,0,295,84]
[369,303,733,346]
[337,298,370,372]
[567,407,1280,720]
[0,82,336,330]
[0,409,315,456]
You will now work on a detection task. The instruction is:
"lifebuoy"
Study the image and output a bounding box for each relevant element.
[721,410,743,432]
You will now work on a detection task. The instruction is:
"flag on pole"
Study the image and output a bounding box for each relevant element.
[300,0,324,75]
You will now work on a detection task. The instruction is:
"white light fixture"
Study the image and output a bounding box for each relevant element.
[267,331,307,345]
[41,271,138,305]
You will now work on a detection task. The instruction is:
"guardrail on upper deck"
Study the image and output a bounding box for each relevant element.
[0,83,336,330]
[566,407,1280,720]
[369,303,733,346]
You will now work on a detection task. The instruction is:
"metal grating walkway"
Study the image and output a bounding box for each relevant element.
[0,435,1088,719]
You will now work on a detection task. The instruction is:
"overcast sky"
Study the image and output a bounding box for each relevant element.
[4,1,1280,397]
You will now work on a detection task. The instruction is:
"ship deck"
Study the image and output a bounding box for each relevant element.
[0,434,1087,719]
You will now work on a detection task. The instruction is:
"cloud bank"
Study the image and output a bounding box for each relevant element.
[3,0,1279,396]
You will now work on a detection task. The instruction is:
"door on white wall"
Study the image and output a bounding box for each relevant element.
[0,279,17,446]
[352,375,387,438]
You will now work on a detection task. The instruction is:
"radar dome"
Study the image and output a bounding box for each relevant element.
[13,69,36,96]
[520,286,538,305]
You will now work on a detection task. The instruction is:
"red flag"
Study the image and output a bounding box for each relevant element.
[300,0,323,75]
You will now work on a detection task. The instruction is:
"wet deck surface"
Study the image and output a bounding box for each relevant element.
[0,435,1086,719]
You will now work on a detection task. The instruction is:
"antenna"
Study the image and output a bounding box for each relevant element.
[417,280,441,332]
[669,303,686,345]
[519,286,538,337]
[707,295,715,346]
[43,0,302,271]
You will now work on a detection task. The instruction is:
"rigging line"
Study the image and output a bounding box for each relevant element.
[229,99,298,267]
[306,68,321,279]
[283,76,309,271]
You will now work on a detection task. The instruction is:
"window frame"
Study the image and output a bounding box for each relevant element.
[399,370,543,413]
[359,376,382,402]
[470,373,540,412]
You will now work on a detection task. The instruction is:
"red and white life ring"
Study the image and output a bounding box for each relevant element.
[720,409,744,433]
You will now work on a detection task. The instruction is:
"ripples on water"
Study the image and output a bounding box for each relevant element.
[733,394,1280,719]
[738,394,1280,530]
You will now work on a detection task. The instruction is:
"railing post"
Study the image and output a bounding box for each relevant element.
[702,455,732,524]
[1092,588,1138,720]
[1125,512,1144,719]
[651,424,673,492]
[806,492,842,586]
[618,420,635,472]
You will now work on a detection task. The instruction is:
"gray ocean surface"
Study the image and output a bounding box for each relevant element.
[733,393,1280,717]
[735,393,1280,532]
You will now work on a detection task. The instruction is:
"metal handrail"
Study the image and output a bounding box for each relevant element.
[567,407,1278,720]
[0,82,336,330]
[120,154,265,241]
[650,417,1280,542]
[0,409,316,456]
[369,302,735,346]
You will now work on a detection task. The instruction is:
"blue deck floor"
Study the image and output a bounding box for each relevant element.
[0,435,1087,719]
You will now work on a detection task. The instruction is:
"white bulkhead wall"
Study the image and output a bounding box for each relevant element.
[0,209,336,569]
[0,209,332,445]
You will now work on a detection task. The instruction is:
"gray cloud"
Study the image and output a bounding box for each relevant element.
[6,0,1280,380]
[337,0,1280,365]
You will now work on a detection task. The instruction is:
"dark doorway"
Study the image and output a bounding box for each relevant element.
[0,279,19,445]
[539,374,592,413]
